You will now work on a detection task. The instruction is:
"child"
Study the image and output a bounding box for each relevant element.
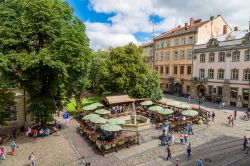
[10,141,17,155]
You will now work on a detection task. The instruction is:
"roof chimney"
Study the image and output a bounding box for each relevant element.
[210,16,214,20]
[223,25,227,34]
[234,27,238,31]
[185,23,188,29]
[190,18,194,26]
[217,14,221,17]
[178,25,181,28]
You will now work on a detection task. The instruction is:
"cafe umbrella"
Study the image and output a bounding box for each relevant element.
[101,124,122,132]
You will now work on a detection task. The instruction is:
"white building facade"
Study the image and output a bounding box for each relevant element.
[191,29,250,108]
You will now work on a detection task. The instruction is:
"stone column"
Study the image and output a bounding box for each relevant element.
[190,78,196,98]
[222,79,230,105]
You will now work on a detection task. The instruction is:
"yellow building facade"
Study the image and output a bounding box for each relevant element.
[147,16,230,96]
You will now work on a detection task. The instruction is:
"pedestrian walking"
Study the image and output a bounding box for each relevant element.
[222,102,225,109]
[175,159,180,166]
[231,117,234,127]
[188,96,191,102]
[211,111,215,121]
[12,126,17,139]
[28,152,36,166]
[234,110,237,120]
[165,145,171,160]
[187,143,192,158]
[170,133,175,145]
[33,129,38,139]
[10,141,17,155]
[0,146,6,160]
[227,115,231,126]
[243,136,248,150]
[197,159,203,166]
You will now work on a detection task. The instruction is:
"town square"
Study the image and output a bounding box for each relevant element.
[0,0,250,166]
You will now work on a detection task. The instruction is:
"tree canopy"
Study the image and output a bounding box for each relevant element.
[92,43,162,100]
[0,0,91,125]
[0,88,15,125]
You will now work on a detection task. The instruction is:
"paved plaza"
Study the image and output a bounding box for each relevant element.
[1,95,250,166]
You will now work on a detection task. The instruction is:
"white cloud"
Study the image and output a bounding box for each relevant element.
[85,0,250,50]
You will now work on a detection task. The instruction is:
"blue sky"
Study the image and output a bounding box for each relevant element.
[66,0,249,50]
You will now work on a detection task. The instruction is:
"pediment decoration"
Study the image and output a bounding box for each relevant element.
[207,38,219,48]
[242,32,250,44]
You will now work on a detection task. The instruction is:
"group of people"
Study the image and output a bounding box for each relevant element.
[0,141,17,160]
[26,127,50,138]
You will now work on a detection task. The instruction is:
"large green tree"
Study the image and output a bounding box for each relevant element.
[93,43,162,100]
[0,0,91,125]
[0,88,15,125]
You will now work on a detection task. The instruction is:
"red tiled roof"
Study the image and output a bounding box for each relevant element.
[154,20,210,40]
[141,41,154,47]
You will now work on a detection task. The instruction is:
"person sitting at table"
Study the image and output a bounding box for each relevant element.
[39,129,44,136]
[44,128,50,136]
[26,126,32,136]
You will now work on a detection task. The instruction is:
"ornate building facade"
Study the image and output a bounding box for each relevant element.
[191,29,250,108]
[149,15,230,95]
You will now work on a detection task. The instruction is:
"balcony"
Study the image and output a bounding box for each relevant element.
[192,77,208,83]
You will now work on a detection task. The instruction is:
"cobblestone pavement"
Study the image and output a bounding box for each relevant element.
[59,95,250,166]
[2,95,250,166]
[0,132,79,166]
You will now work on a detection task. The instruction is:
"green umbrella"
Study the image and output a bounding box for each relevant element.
[90,117,107,124]
[108,118,126,125]
[157,109,174,115]
[167,101,181,106]
[148,106,163,112]
[82,113,100,121]
[101,124,122,132]
[182,110,199,116]
[176,103,191,109]
[140,100,153,106]
[83,104,98,111]
[91,102,104,107]
[95,109,110,115]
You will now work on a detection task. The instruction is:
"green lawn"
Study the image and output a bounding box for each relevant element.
[66,96,101,115]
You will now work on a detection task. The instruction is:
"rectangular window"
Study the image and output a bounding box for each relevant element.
[208,86,213,95]
[165,52,170,60]
[181,37,186,45]
[161,42,164,48]
[155,66,158,72]
[213,88,216,93]
[244,69,250,80]
[208,69,214,79]
[231,69,239,80]
[165,83,169,89]
[160,52,163,60]
[180,50,185,59]
[175,38,179,46]
[187,66,191,75]
[232,50,240,62]
[155,53,158,61]
[174,66,178,74]
[187,49,192,59]
[245,50,250,61]
[165,66,169,74]
[218,52,225,62]
[187,86,190,92]
[199,69,205,78]
[4,105,17,121]
[218,69,224,79]
[166,40,170,47]
[209,53,215,62]
[218,87,223,95]
[160,66,164,74]
[188,36,193,44]
[200,53,205,63]
[230,88,238,98]
[174,51,178,60]
[180,66,184,74]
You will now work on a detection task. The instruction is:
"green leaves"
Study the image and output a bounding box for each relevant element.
[92,43,162,100]
[0,0,91,125]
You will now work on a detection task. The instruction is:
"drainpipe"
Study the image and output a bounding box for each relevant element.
[24,88,27,123]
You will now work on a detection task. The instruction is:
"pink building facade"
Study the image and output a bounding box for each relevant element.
[191,29,250,108]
